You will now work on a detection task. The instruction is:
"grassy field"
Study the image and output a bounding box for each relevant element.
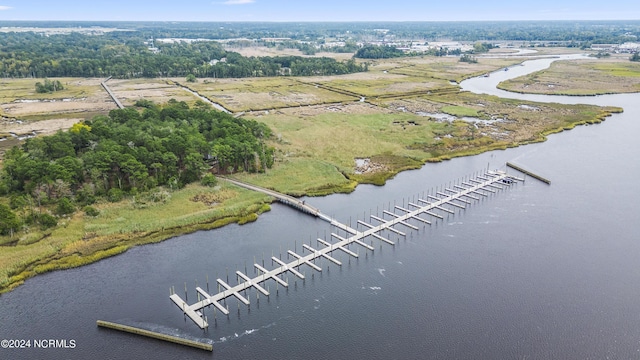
[107,79,201,107]
[0,182,272,294]
[385,56,524,83]
[0,78,102,103]
[233,158,357,196]
[295,56,522,99]
[0,78,113,118]
[497,57,640,95]
[183,77,357,112]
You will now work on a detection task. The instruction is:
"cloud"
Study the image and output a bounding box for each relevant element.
[0,6,13,10]
[219,0,255,4]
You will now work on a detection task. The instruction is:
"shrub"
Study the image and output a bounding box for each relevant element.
[201,173,218,187]
[38,214,58,230]
[107,188,124,202]
[56,198,75,216]
[83,206,100,217]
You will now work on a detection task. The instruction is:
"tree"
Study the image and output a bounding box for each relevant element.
[631,53,640,62]
[472,42,494,53]
[186,73,197,82]
[459,54,478,63]
[0,204,21,237]
[354,45,405,59]
[56,197,75,216]
[35,78,64,93]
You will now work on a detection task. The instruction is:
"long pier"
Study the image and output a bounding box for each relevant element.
[171,169,522,329]
[97,320,212,351]
[101,76,124,109]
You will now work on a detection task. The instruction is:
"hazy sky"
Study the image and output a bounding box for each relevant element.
[0,0,638,22]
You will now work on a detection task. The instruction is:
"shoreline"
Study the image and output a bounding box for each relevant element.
[0,104,620,295]
[495,84,640,97]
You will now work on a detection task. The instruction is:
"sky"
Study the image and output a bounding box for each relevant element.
[0,0,638,22]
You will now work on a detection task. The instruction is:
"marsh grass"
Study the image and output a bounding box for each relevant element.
[441,105,482,117]
[240,91,621,195]
[386,57,523,82]
[0,183,272,294]
[185,77,355,112]
[0,78,102,104]
[303,76,452,97]
[233,158,357,196]
[497,59,640,95]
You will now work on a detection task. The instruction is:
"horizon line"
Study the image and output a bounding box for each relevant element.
[2,19,640,23]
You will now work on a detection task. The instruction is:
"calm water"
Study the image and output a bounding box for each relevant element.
[1,56,639,359]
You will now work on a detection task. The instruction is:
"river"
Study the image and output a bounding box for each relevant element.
[1,55,639,359]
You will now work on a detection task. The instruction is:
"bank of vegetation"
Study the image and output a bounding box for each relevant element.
[496,59,640,95]
[0,100,282,292]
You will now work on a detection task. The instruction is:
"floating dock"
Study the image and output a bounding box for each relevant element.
[97,320,212,351]
[506,162,550,184]
[172,169,522,329]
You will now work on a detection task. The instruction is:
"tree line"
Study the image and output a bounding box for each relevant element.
[0,32,366,79]
[0,101,275,236]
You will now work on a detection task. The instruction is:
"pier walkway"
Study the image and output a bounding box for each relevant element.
[101,77,124,109]
[220,177,328,220]
[172,169,522,329]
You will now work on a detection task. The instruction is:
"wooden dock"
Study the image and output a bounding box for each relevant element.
[172,170,522,329]
[506,162,550,184]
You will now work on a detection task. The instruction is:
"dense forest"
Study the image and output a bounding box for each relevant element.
[0,101,274,235]
[0,32,366,78]
[355,45,406,59]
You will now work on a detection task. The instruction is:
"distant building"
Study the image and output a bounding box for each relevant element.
[261,38,291,43]
[619,42,640,53]
[591,44,617,52]
[145,38,161,54]
[591,42,640,53]
[209,58,227,66]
